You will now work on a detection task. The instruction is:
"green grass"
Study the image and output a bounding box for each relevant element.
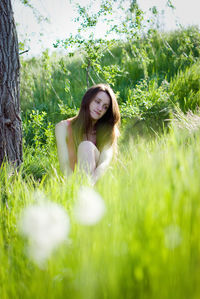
[1,25,200,299]
[1,113,200,299]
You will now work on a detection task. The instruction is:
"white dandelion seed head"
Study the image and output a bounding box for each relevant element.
[19,201,70,265]
[74,186,106,225]
[164,225,182,250]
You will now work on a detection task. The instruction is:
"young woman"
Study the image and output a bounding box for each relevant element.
[55,83,120,184]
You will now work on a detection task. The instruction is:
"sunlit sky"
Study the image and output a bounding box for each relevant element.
[12,0,200,58]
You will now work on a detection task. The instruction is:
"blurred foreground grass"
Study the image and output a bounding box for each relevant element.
[1,113,200,299]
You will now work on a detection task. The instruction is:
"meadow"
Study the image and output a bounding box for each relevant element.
[1,26,200,298]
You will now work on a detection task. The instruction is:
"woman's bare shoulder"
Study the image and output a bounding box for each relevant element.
[55,119,69,128]
[55,117,75,128]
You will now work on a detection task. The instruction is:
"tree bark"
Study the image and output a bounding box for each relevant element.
[0,0,22,167]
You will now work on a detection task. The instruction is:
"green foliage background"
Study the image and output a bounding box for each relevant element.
[20,26,200,163]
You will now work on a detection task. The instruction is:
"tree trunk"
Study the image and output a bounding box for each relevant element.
[0,0,22,167]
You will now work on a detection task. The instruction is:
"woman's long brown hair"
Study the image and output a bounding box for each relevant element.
[71,84,120,152]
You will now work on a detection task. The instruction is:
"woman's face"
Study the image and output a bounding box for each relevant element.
[89,91,110,122]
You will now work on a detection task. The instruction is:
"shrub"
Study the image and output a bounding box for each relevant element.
[170,61,200,112]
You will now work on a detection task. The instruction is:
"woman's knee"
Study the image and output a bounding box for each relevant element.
[78,141,97,155]
[77,141,100,166]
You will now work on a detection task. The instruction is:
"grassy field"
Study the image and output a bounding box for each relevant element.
[1,112,200,299]
[1,26,200,298]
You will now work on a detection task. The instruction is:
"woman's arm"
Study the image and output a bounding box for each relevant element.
[91,144,113,184]
[92,125,120,184]
[55,120,72,176]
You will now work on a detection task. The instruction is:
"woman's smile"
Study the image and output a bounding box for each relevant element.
[94,110,101,115]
